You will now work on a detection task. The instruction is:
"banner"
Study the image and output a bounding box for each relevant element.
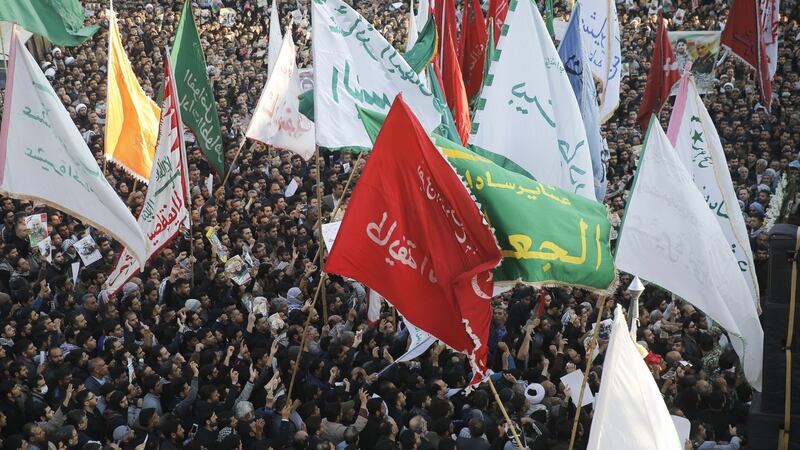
[247,32,315,160]
[615,119,763,390]
[311,0,443,149]
[0,28,147,266]
[668,31,721,94]
[667,74,760,311]
[0,0,98,46]
[579,0,622,122]
[106,56,191,293]
[470,0,594,200]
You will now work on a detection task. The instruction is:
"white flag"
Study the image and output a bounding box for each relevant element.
[579,0,622,122]
[667,74,760,311]
[106,55,191,293]
[0,22,31,61]
[397,318,436,363]
[0,28,147,266]
[311,0,443,149]
[247,32,316,160]
[416,0,430,31]
[587,305,683,450]
[268,0,282,78]
[469,0,594,200]
[615,120,763,390]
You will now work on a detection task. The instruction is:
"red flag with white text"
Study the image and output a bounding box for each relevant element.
[636,13,681,132]
[325,96,501,385]
[722,0,773,109]
[107,53,191,293]
[488,0,509,47]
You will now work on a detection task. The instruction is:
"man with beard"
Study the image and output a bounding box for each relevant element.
[0,380,25,437]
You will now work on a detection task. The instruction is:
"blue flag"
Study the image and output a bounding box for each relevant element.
[557,4,608,202]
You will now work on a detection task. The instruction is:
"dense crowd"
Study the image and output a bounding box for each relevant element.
[0,0,798,449]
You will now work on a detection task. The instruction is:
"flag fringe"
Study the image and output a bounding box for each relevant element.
[104,154,150,184]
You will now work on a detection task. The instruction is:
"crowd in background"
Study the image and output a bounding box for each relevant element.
[0,0,798,448]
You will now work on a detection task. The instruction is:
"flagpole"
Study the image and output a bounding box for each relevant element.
[221,137,248,187]
[488,378,525,450]
[287,272,327,400]
[0,25,7,106]
[568,295,608,450]
[310,150,364,266]
[315,146,328,324]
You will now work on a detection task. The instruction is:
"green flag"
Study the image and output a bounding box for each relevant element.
[545,0,555,38]
[170,1,225,175]
[0,0,98,46]
[356,111,616,293]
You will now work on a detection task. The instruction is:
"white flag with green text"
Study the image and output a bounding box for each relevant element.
[311,0,443,149]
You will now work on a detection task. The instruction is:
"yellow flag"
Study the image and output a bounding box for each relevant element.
[104,9,160,181]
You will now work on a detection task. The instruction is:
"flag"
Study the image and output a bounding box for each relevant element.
[407,0,419,51]
[458,0,488,101]
[246,32,315,160]
[366,288,383,326]
[355,111,616,294]
[587,305,683,450]
[558,3,608,202]
[0,0,98,46]
[325,97,502,385]
[636,12,680,132]
[536,289,547,319]
[105,9,161,182]
[426,66,463,144]
[106,54,191,293]
[579,0,622,122]
[545,0,555,37]
[483,18,495,90]
[1,22,31,60]
[615,118,763,390]
[442,28,471,145]
[311,0,443,150]
[470,0,595,200]
[667,73,760,311]
[397,318,436,363]
[721,0,772,110]
[760,0,779,78]
[0,28,147,266]
[416,0,431,33]
[171,1,225,175]
[268,0,282,77]
[488,0,510,45]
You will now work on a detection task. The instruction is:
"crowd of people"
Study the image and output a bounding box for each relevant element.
[0,0,798,448]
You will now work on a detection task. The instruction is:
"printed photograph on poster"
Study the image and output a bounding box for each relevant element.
[225,255,252,285]
[297,68,314,92]
[37,236,53,263]
[25,213,48,247]
[668,31,721,94]
[74,235,102,266]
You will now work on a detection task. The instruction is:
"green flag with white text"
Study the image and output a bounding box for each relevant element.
[0,0,98,46]
[171,1,225,176]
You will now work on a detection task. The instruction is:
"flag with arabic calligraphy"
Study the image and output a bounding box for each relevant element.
[579,0,622,122]
[458,0,488,101]
[0,27,147,267]
[760,0,779,78]
[615,118,763,390]
[558,3,608,202]
[246,32,316,160]
[666,73,760,312]
[325,96,502,386]
[470,0,595,200]
[106,56,191,294]
[355,107,616,294]
[311,0,443,150]
[488,0,509,46]
[636,12,680,132]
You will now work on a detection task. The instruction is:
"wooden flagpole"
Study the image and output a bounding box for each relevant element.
[488,378,525,450]
[286,272,327,400]
[221,137,248,187]
[568,296,608,450]
[315,146,327,323]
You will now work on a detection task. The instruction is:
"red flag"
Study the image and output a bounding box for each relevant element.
[721,0,772,110]
[459,0,488,100]
[536,289,547,319]
[636,13,681,132]
[434,0,471,144]
[488,0,509,47]
[325,96,501,385]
